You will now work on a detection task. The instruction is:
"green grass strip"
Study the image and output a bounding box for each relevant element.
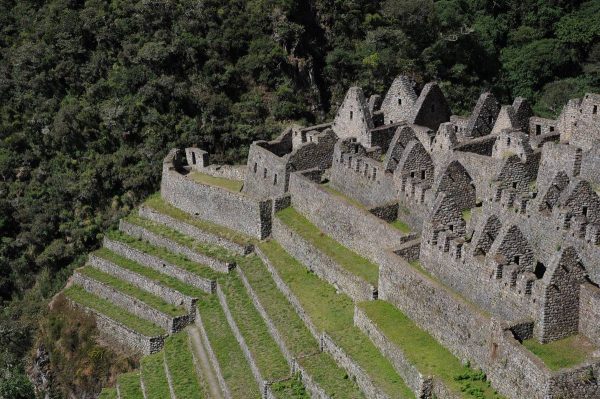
[140,352,171,399]
[98,387,117,399]
[144,193,254,245]
[276,207,379,285]
[198,296,260,399]
[125,214,237,264]
[117,372,144,399]
[269,373,310,399]
[78,266,187,317]
[94,247,204,298]
[523,335,589,371]
[63,285,164,336]
[239,255,365,398]
[189,171,244,193]
[258,241,414,399]
[219,267,289,381]
[359,301,502,398]
[105,230,219,281]
[164,332,205,399]
[389,219,411,233]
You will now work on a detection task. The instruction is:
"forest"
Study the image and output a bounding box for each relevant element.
[0,0,599,397]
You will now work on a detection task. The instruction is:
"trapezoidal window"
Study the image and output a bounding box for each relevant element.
[253,163,257,173]
[488,115,493,125]
[549,126,555,132]
[536,125,541,135]
[594,105,598,115]
[263,168,267,178]
[191,152,196,165]
[350,111,353,120]
[273,174,278,185]
[410,171,415,178]
[535,262,546,279]
[398,98,402,106]
[513,255,520,265]
[421,170,426,179]
[583,206,588,216]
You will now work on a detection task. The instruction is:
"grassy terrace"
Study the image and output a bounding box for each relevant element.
[197,294,260,399]
[124,214,237,265]
[240,255,365,398]
[144,194,254,246]
[276,207,379,286]
[141,352,171,399]
[269,374,310,399]
[105,230,219,281]
[98,388,117,399]
[164,332,206,398]
[219,266,290,382]
[117,372,143,399]
[94,247,205,298]
[523,335,592,371]
[63,285,164,336]
[189,171,244,193]
[390,219,411,233]
[258,241,414,399]
[77,266,187,317]
[359,301,502,398]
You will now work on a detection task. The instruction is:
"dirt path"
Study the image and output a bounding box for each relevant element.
[188,326,225,399]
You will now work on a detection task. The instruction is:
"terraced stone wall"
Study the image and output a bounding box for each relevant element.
[161,152,272,239]
[272,217,376,301]
[288,172,412,261]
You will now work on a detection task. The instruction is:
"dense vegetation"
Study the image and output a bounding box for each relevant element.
[0,0,599,396]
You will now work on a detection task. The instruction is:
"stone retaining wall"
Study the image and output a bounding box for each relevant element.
[119,220,233,273]
[161,151,272,239]
[272,218,376,302]
[88,254,197,312]
[72,271,188,333]
[292,359,331,399]
[194,308,233,399]
[139,205,252,255]
[104,238,216,294]
[68,299,164,355]
[353,306,432,398]
[215,284,269,397]
[255,246,321,341]
[321,332,389,399]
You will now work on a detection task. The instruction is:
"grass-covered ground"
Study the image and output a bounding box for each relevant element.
[197,295,260,399]
[276,207,379,286]
[359,301,502,398]
[63,285,164,337]
[164,332,206,398]
[144,194,254,246]
[105,230,219,281]
[77,266,187,317]
[258,240,414,399]
[124,214,237,264]
[269,374,310,398]
[190,171,244,193]
[389,219,411,233]
[98,388,117,399]
[219,268,290,382]
[523,335,592,371]
[239,255,365,398]
[117,372,144,399]
[140,352,171,399]
[94,247,205,298]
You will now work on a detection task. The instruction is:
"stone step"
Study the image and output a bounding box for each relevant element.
[139,196,254,255]
[63,284,165,354]
[89,250,200,312]
[104,232,216,294]
[256,240,415,399]
[73,266,190,333]
[120,216,235,273]
[117,371,144,399]
[163,332,207,399]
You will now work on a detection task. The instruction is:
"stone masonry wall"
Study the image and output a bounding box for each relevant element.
[88,254,197,312]
[72,271,189,333]
[103,238,216,293]
[288,172,412,262]
[119,220,233,273]
[579,283,600,347]
[161,156,272,239]
[139,206,252,255]
[272,217,376,302]
[68,299,164,355]
[353,306,431,397]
